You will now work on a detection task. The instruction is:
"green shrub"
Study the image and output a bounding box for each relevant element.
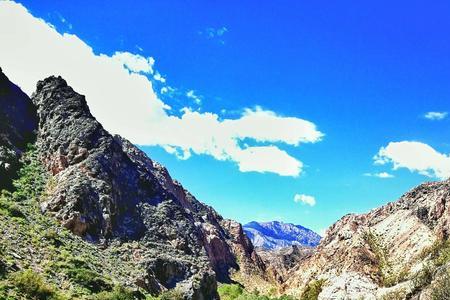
[380,288,407,300]
[408,239,450,296]
[420,239,450,266]
[431,271,450,300]
[433,241,450,267]
[0,193,25,218]
[11,269,57,299]
[68,267,111,293]
[218,283,296,300]
[218,284,244,300]
[235,294,270,300]
[158,289,184,300]
[11,146,48,203]
[0,245,6,278]
[43,229,63,247]
[278,296,296,300]
[411,264,434,294]
[300,279,325,300]
[0,261,6,279]
[55,255,111,293]
[93,285,143,300]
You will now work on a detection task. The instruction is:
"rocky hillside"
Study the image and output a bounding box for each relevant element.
[0,67,38,191]
[243,221,321,250]
[257,246,314,285]
[0,69,267,299]
[282,179,450,299]
[3,67,450,300]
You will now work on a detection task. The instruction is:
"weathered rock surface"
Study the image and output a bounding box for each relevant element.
[257,245,314,284]
[244,220,321,250]
[0,68,38,190]
[222,219,266,277]
[28,75,265,298]
[282,179,450,299]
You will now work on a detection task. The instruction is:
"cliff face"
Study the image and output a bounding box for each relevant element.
[0,69,38,190]
[257,245,314,285]
[0,71,266,299]
[282,179,450,299]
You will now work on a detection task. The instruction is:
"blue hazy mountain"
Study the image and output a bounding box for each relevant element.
[243,221,321,250]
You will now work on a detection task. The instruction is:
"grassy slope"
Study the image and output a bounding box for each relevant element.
[0,147,187,299]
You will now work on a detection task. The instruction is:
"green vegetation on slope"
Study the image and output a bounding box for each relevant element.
[298,279,324,300]
[409,239,450,297]
[362,230,408,287]
[0,146,186,299]
[0,146,298,300]
[218,284,297,300]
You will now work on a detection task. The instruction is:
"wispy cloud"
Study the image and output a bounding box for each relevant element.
[374,141,450,180]
[56,12,72,30]
[294,194,316,206]
[0,2,323,177]
[424,111,448,121]
[153,72,166,83]
[186,90,202,105]
[199,26,228,44]
[363,172,394,179]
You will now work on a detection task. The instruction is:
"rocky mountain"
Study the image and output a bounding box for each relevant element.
[257,245,315,285]
[0,69,267,299]
[0,67,38,190]
[243,221,321,250]
[281,179,450,299]
[2,67,450,300]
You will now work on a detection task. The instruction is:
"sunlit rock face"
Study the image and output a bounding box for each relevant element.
[282,179,450,299]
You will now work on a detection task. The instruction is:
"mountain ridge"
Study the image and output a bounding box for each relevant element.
[243,220,321,250]
[2,68,450,299]
[0,70,267,299]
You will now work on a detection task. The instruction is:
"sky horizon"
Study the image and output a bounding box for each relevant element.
[1,0,450,234]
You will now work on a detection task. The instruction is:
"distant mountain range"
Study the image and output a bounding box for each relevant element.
[243,220,321,250]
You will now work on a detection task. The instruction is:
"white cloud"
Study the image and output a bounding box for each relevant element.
[153,72,166,83]
[200,26,228,44]
[203,26,228,38]
[186,90,201,105]
[374,141,450,180]
[160,86,175,95]
[363,172,394,178]
[0,1,323,177]
[294,194,316,206]
[235,146,302,176]
[111,52,155,74]
[424,111,448,121]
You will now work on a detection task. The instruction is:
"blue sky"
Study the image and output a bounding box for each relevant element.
[3,1,450,233]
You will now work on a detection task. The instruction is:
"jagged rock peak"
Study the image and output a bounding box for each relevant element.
[26,74,266,298]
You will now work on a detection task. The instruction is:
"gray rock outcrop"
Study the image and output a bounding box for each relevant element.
[29,75,265,298]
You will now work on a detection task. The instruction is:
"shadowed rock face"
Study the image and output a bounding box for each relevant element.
[29,75,264,298]
[0,68,38,190]
[256,245,314,284]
